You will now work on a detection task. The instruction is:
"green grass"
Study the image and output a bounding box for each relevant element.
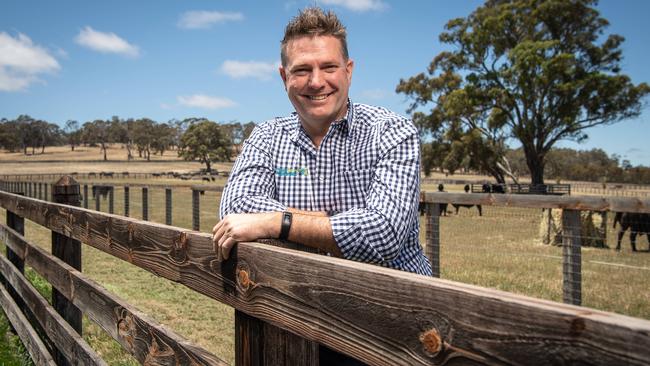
[1,182,650,364]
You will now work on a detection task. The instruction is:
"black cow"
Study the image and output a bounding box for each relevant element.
[451,203,482,216]
[613,212,650,251]
[92,185,113,199]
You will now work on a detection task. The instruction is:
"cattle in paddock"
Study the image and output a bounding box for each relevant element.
[613,212,650,251]
[92,185,113,199]
[121,172,129,177]
[88,172,97,178]
[99,172,114,178]
[451,203,482,216]
[152,173,161,178]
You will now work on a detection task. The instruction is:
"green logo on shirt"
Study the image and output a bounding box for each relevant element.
[276,167,309,177]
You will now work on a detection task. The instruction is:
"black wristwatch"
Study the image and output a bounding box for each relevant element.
[279,211,293,240]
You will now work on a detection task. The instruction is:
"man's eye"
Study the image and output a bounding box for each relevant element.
[293,69,309,76]
[324,65,338,72]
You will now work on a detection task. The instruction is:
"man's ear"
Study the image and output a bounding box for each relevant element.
[346,59,354,82]
[279,66,287,89]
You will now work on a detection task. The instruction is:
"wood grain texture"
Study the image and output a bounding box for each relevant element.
[421,192,650,213]
[0,254,106,366]
[2,191,650,365]
[0,223,228,366]
[0,285,56,366]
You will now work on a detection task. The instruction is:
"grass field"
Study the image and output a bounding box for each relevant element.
[1,147,649,365]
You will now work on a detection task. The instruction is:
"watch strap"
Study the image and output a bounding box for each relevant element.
[279,211,292,240]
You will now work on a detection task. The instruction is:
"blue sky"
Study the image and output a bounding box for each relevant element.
[1,0,648,166]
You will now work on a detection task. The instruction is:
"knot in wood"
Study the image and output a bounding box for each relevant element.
[237,268,251,291]
[170,232,189,264]
[420,328,442,356]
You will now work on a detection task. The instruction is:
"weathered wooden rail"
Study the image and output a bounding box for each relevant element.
[1,177,650,365]
[2,178,650,306]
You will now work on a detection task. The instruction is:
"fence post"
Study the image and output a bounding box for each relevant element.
[562,209,582,305]
[44,183,49,202]
[124,186,130,217]
[94,187,101,212]
[142,187,149,221]
[108,186,114,214]
[192,188,200,231]
[27,182,32,197]
[425,202,441,278]
[52,176,83,366]
[38,182,42,200]
[6,192,25,283]
[165,188,172,225]
[83,184,88,209]
[235,240,321,365]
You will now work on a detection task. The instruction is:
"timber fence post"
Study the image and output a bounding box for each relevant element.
[44,183,48,201]
[108,186,114,214]
[425,202,441,278]
[142,187,148,221]
[94,187,100,212]
[192,188,200,231]
[165,188,172,226]
[83,184,88,209]
[562,209,582,305]
[124,186,130,217]
[52,176,83,366]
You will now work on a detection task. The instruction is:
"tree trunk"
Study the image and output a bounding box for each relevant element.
[41,144,45,154]
[71,144,75,152]
[205,160,212,173]
[526,154,545,185]
[102,143,107,161]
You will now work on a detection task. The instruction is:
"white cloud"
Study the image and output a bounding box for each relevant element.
[178,11,244,29]
[319,0,387,12]
[75,26,140,57]
[177,94,237,109]
[220,60,279,81]
[0,32,60,92]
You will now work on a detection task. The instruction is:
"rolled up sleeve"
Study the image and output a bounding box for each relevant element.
[219,127,286,219]
[329,127,420,264]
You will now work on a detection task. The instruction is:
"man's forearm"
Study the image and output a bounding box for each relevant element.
[285,211,342,256]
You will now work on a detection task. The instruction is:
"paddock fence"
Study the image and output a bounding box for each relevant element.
[1,176,650,365]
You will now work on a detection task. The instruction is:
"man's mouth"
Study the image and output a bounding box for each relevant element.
[306,92,333,101]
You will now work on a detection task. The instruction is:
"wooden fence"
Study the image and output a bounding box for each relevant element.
[2,178,650,306]
[1,177,650,365]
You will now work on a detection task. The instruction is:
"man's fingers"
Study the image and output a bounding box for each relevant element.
[220,237,237,260]
[212,219,224,235]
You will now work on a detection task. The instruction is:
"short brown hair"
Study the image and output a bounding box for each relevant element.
[281,7,348,67]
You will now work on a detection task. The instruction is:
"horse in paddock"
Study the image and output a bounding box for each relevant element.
[613,212,650,251]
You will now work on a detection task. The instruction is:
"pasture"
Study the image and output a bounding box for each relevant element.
[0,148,649,365]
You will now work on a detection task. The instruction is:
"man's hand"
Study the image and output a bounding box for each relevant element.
[212,212,280,260]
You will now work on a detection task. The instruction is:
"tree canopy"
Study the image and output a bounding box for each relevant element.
[177,120,232,173]
[397,0,649,184]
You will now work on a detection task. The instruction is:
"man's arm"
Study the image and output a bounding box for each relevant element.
[220,125,286,217]
[212,211,341,260]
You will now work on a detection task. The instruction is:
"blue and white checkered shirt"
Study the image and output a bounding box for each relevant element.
[220,101,432,276]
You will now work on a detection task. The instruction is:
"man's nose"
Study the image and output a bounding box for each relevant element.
[308,70,325,88]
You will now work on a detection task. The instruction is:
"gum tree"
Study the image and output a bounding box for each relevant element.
[397,0,649,184]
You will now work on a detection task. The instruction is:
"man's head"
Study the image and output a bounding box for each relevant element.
[279,7,353,134]
[281,7,349,67]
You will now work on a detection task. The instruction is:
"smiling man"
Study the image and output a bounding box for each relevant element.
[213,7,432,276]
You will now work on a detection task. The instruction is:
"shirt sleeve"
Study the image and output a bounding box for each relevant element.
[329,122,420,264]
[219,125,286,219]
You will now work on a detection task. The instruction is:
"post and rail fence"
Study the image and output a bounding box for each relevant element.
[1,176,650,365]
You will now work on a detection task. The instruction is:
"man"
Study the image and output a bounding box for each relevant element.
[213,7,432,276]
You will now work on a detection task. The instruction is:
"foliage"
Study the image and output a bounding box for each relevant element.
[397,0,650,184]
[178,120,232,172]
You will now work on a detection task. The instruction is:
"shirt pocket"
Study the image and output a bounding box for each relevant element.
[334,168,374,210]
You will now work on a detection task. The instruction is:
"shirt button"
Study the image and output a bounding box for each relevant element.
[319,175,325,182]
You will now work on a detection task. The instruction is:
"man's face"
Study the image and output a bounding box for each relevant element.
[280,35,353,130]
